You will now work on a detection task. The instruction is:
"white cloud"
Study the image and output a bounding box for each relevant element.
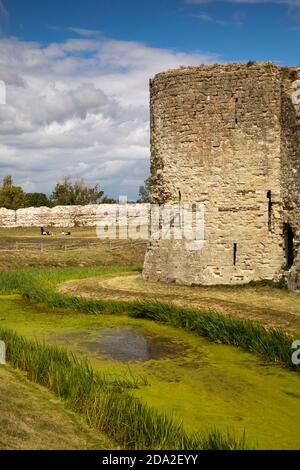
[0,35,219,198]
[68,27,101,37]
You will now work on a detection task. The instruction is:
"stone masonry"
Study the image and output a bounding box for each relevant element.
[143,62,300,290]
[0,204,150,230]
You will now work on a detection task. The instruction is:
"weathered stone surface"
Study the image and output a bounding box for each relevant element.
[0,204,150,229]
[0,208,16,227]
[143,62,300,289]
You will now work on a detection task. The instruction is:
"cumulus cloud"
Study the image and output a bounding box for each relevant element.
[0,35,219,198]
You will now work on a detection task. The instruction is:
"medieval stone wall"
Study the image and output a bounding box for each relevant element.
[280,68,300,290]
[0,204,150,229]
[0,208,16,227]
[143,62,300,287]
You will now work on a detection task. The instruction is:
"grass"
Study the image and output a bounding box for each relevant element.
[0,226,147,270]
[0,226,98,238]
[128,300,296,371]
[0,365,114,450]
[0,326,246,450]
[62,271,300,335]
[1,294,300,449]
[0,267,298,373]
[0,230,298,449]
[0,265,137,293]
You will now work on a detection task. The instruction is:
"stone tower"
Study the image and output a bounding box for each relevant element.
[143,62,300,289]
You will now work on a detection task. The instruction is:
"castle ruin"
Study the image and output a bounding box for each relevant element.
[143,62,300,290]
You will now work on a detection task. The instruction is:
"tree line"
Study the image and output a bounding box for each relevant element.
[0,175,151,210]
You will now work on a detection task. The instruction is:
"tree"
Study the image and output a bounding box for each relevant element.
[137,176,151,203]
[0,176,26,210]
[25,192,51,208]
[101,195,117,204]
[50,176,104,206]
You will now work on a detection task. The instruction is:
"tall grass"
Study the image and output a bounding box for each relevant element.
[0,326,246,450]
[129,301,296,371]
[0,266,136,293]
[0,267,297,371]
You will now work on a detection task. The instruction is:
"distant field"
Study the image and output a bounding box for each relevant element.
[0,227,147,270]
[0,226,98,238]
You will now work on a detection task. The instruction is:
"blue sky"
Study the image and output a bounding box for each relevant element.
[0,0,299,198]
[5,0,300,65]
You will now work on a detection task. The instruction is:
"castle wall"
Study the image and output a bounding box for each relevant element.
[280,68,300,290]
[0,208,16,227]
[0,204,150,230]
[143,63,288,285]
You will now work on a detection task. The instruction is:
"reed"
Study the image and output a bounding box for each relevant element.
[0,268,297,371]
[129,300,295,370]
[0,326,246,450]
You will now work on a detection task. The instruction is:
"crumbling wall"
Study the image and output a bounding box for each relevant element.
[144,62,288,285]
[0,204,150,229]
[280,67,300,290]
[0,208,16,227]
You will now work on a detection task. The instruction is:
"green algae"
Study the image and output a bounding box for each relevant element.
[1,294,300,449]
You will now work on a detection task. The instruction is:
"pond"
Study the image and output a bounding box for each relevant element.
[1,294,300,450]
[52,327,187,362]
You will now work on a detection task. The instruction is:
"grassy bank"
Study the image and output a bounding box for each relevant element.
[0,365,114,450]
[0,326,246,450]
[2,293,300,449]
[60,272,300,335]
[0,266,137,294]
[129,301,295,370]
[0,267,297,372]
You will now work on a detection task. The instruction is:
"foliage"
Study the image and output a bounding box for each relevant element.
[101,195,117,204]
[137,176,151,203]
[50,176,104,206]
[0,176,26,210]
[248,277,287,289]
[24,192,52,207]
[0,175,116,209]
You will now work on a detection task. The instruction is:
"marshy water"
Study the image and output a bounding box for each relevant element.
[53,326,186,362]
[1,294,300,449]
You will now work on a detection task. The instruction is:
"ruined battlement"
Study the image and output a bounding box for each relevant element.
[151,61,285,79]
[143,62,300,290]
